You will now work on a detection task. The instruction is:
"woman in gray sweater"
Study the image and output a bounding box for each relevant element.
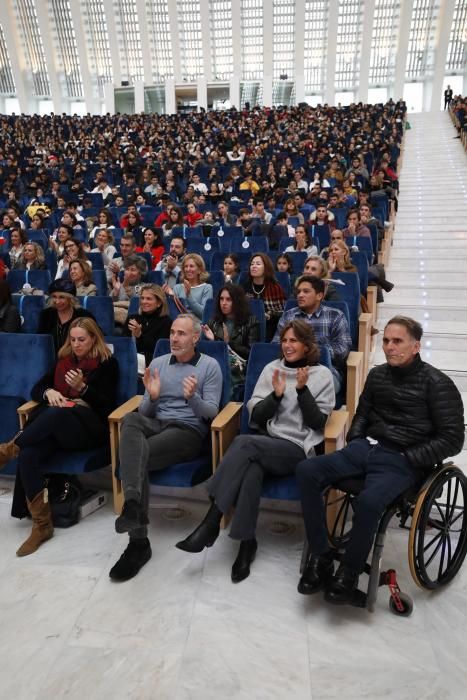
[176,320,335,583]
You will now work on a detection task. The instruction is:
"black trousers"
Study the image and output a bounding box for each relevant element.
[207,434,306,541]
[296,438,420,573]
[15,406,107,500]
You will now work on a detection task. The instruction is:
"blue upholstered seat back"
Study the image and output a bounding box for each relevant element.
[80,296,115,335]
[12,294,46,333]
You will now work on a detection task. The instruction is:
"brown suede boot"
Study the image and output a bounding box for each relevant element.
[0,438,20,469]
[16,489,54,557]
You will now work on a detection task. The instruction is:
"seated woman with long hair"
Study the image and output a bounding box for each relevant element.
[168,253,213,319]
[123,283,172,366]
[303,255,340,301]
[284,225,318,255]
[38,278,95,352]
[69,260,97,297]
[223,253,241,284]
[0,317,118,556]
[176,320,335,582]
[55,237,91,279]
[7,227,28,267]
[135,227,164,269]
[12,241,47,271]
[241,253,286,341]
[202,284,260,398]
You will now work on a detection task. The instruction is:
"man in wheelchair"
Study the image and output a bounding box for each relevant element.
[296,315,465,605]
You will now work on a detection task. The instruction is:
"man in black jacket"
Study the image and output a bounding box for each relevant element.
[296,315,465,604]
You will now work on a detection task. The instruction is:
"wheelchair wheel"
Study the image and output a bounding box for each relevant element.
[325,487,354,549]
[409,465,467,590]
[389,593,413,617]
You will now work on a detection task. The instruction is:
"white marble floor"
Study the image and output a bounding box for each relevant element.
[1,112,467,700]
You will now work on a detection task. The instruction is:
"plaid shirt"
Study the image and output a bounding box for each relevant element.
[272,304,352,368]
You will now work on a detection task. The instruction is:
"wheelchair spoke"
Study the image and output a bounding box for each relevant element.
[448,509,465,529]
[423,532,444,568]
[434,500,447,525]
[437,536,448,579]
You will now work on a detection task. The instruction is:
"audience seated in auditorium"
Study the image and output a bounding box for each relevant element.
[241,253,286,341]
[167,253,213,320]
[38,278,96,352]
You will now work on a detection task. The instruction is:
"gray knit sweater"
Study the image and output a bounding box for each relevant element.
[139,351,222,437]
[247,359,335,456]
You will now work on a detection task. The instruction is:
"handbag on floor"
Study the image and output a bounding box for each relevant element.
[45,474,82,528]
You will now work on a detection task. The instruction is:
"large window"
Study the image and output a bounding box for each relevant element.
[146,0,173,82]
[273,0,295,80]
[177,0,203,80]
[116,0,144,82]
[334,0,363,90]
[50,0,83,98]
[304,0,328,95]
[406,0,439,80]
[369,0,400,86]
[13,0,50,96]
[446,0,467,72]
[241,0,263,80]
[82,0,113,94]
[0,23,16,95]
[210,0,233,80]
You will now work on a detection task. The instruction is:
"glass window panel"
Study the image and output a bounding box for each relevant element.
[210,0,233,80]
[241,0,263,80]
[405,0,439,80]
[0,23,16,94]
[334,0,363,90]
[446,0,467,72]
[304,0,327,94]
[82,0,113,93]
[369,0,400,86]
[146,0,173,81]
[273,0,295,80]
[116,0,144,82]
[13,0,50,96]
[50,0,84,98]
[177,0,203,80]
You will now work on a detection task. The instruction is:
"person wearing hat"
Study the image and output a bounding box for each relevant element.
[38,278,96,352]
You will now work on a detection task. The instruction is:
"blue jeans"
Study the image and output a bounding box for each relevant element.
[296,438,421,573]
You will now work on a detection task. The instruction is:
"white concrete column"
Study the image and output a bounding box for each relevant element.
[167,2,182,81]
[0,2,32,113]
[103,82,115,114]
[357,0,375,103]
[324,0,339,105]
[263,0,273,106]
[229,76,240,109]
[34,0,63,113]
[197,76,208,110]
[134,80,145,113]
[430,0,456,111]
[103,0,122,86]
[393,0,414,101]
[165,78,177,115]
[135,0,153,84]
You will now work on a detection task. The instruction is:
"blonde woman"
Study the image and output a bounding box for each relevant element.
[0,317,118,557]
[12,241,47,271]
[123,284,172,365]
[38,278,95,352]
[169,253,213,319]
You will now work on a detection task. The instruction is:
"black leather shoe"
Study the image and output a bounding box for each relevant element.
[231,539,257,583]
[297,552,334,595]
[175,502,222,553]
[115,499,149,534]
[109,538,152,582]
[324,564,359,605]
[380,279,394,293]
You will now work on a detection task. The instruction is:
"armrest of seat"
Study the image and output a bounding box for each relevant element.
[346,351,363,423]
[358,311,372,382]
[324,409,349,454]
[108,394,142,514]
[366,286,377,325]
[211,401,243,470]
[17,400,40,429]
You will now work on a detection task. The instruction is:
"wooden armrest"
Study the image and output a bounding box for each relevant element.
[17,400,39,429]
[211,401,243,470]
[366,286,377,325]
[324,409,349,454]
[108,395,142,424]
[358,311,372,383]
[346,351,363,423]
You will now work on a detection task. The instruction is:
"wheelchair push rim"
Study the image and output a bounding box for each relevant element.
[409,465,467,590]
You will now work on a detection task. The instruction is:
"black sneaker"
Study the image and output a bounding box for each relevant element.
[324,564,359,605]
[298,552,334,595]
[115,499,149,534]
[109,538,152,582]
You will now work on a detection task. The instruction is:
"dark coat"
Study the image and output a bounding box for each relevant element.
[38,306,96,353]
[347,354,465,471]
[0,303,21,332]
[123,310,172,365]
[206,315,260,360]
[12,356,119,518]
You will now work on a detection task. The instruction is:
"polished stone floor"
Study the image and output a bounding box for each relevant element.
[1,112,466,699]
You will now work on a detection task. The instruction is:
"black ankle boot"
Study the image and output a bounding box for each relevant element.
[297,551,334,595]
[379,279,394,293]
[324,564,359,605]
[109,538,152,582]
[175,502,222,553]
[231,539,257,583]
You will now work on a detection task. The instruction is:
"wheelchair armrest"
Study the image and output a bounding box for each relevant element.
[17,400,40,430]
[324,409,349,454]
[108,394,143,514]
[358,312,372,382]
[345,351,364,422]
[211,401,243,470]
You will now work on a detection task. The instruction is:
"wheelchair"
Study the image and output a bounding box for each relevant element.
[303,461,467,616]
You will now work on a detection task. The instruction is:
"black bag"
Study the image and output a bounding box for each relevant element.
[45,474,82,528]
